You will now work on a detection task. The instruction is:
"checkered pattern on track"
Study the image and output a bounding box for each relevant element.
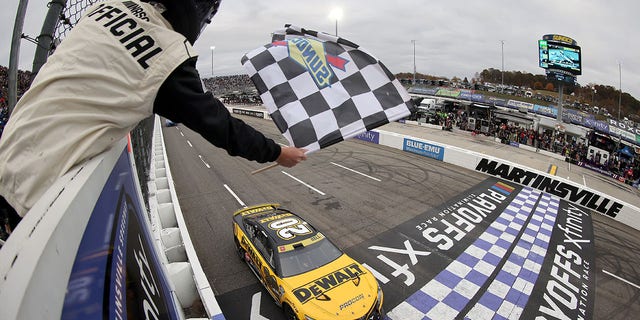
[465,193,560,319]
[388,188,552,320]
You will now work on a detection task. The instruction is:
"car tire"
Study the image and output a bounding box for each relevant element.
[283,304,299,320]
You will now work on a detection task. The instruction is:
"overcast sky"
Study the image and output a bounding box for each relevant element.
[3,0,639,101]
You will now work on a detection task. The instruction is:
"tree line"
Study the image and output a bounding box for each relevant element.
[398,68,639,121]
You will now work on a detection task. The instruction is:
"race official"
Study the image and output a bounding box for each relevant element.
[0,0,306,224]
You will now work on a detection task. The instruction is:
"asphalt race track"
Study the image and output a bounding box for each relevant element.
[162,114,640,320]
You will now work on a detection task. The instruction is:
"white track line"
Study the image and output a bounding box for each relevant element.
[224,184,246,208]
[187,140,193,148]
[330,162,381,182]
[198,155,210,169]
[603,269,640,290]
[282,171,326,196]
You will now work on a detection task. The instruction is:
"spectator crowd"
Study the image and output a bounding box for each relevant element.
[202,74,253,94]
[0,65,33,138]
[202,74,262,105]
[494,123,639,183]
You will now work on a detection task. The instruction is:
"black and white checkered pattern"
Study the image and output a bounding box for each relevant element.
[241,25,414,152]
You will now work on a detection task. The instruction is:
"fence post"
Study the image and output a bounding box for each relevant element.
[7,0,29,116]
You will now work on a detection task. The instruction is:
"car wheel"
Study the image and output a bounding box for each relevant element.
[283,304,299,320]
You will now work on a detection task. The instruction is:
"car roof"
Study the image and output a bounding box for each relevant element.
[235,204,321,248]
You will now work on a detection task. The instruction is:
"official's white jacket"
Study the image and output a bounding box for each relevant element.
[0,1,196,216]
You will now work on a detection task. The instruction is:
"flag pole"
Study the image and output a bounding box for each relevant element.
[251,162,279,175]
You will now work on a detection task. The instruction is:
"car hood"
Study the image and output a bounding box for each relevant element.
[283,255,379,319]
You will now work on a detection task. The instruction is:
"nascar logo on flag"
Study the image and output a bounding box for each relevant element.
[241,24,415,152]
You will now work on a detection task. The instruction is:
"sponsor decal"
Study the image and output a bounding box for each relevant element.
[523,202,595,320]
[534,104,558,118]
[577,162,626,182]
[485,97,507,106]
[293,264,366,304]
[409,87,439,95]
[435,88,461,98]
[545,34,576,45]
[507,100,534,111]
[239,205,275,216]
[278,233,325,253]
[339,293,365,311]
[259,213,293,224]
[403,138,444,161]
[608,118,640,136]
[273,38,348,89]
[592,120,610,133]
[475,158,623,217]
[122,1,150,21]
[420,182,511,250]
[471,93,484,102]
[562,109,586,125]
[354,131,380,144]
[459,92,472,100]
[348,179,519,308]
[609,126,637,142]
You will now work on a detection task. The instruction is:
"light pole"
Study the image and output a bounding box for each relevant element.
[329,8,343,37]
[210,46,215,77]
[500,40,504,93]
[618,62,622,121]
[411,40,416,85]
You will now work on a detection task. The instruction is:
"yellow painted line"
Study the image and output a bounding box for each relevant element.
[548,164,558,176]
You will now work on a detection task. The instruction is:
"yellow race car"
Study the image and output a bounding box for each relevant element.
[232,204,384,320]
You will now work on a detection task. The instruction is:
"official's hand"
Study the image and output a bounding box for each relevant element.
[276,146,307,168]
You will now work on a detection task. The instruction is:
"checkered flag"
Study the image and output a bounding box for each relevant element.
[241,25,415,152]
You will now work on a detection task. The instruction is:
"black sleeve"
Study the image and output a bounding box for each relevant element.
[153,57,281,163]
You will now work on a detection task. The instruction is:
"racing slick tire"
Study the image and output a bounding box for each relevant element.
[283,304,299,320]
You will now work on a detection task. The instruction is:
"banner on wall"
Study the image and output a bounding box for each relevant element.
[403,138,445,161]
[534,104,558,118]
[61,147,179,320]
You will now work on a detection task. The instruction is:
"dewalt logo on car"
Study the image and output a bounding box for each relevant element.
[293,263,366,304]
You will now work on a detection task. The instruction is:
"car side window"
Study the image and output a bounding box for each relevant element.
[255,230,276,268]
[266,245,275,268]
[244,223,255,238]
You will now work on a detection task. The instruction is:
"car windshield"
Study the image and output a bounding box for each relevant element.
[277,238,343,277]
